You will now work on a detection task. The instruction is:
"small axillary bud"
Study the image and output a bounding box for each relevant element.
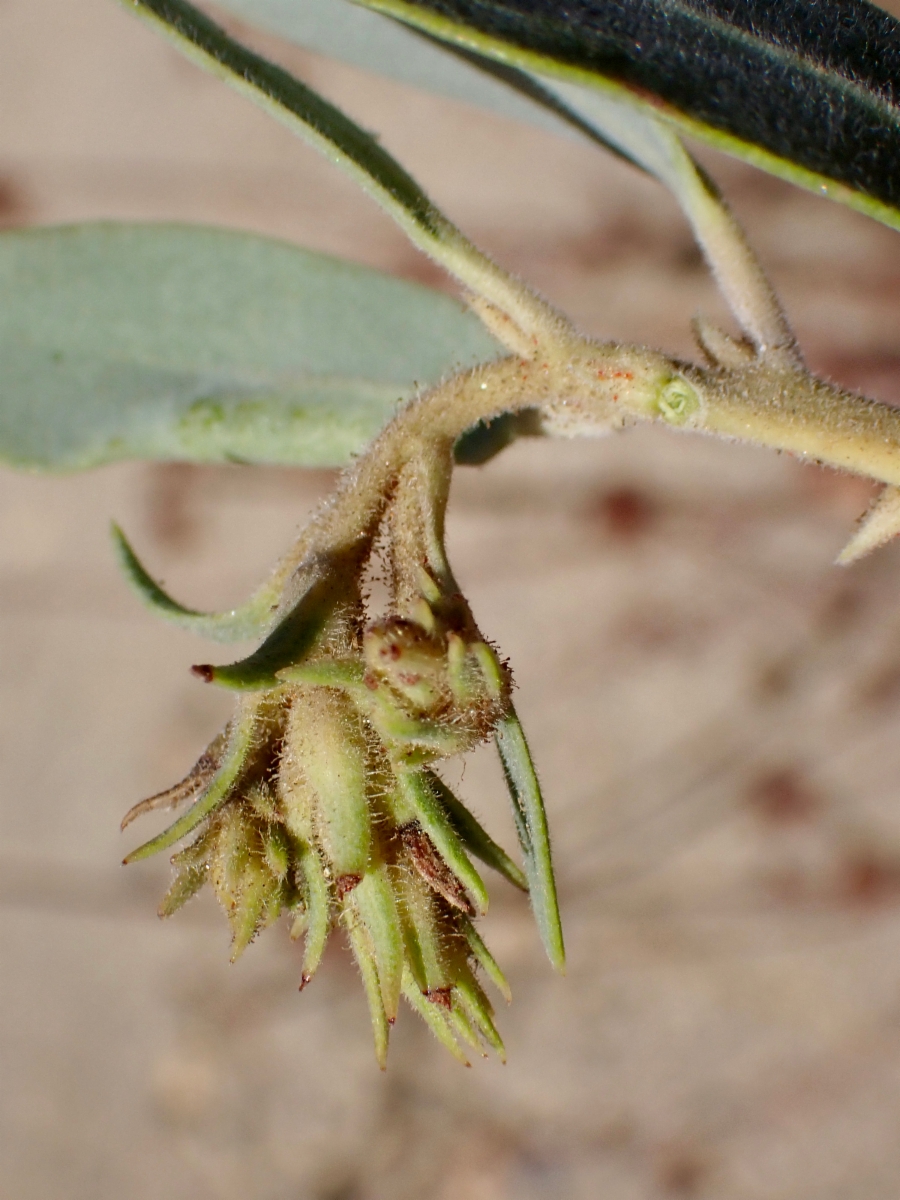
[654,376,701,426]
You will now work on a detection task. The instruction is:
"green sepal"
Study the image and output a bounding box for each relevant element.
[298,691,371,878]
[294,839,331,982]
[229,858,276,961]
[263,824,291,881]
[462,917,512,1004]
[446,1001,485,1058]
[277,657,367,690]
[455,968,505,1062]
[288,907,308,941]
[352,864,404,1022]
[393,770,490,915]
[346,917,391,1068]
[393,868,448,993]
[401,966,470,1066]
[368,699,464,760]
[112,523,281,643]
[158,836,210,917]
[426,771,527,892]
[123,704,257,863]
[495,709,565,973]
[216,803,250,901]
[195,570,346,690]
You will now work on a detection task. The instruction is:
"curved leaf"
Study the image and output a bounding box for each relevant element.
[0,223,498,470]
[495,709,565,973]
[115,0,558,342]
[347,0,900,231]
[214,0,613,141]
[245,0,900,233]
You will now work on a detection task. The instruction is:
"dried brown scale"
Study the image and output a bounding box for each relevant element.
[120,729,226,830]
[400,822,476,915]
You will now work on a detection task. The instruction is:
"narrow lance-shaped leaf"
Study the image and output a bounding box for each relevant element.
[495,708,565,973]
[426,770,528,891]
[113,524,292,643]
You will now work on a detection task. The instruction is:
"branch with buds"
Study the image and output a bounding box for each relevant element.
[115,0,900,1066]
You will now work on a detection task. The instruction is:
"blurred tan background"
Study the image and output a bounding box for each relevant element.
[4,2,900,1197]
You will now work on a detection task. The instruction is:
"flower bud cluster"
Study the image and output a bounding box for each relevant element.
[121,433,564,1065]
[125,586,526,1065]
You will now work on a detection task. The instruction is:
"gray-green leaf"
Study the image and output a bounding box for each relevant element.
[0,223,498,470]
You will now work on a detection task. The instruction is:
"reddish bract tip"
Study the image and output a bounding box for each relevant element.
[424,987,452,1009]
[336,873,362,899]
[191,663,215,682]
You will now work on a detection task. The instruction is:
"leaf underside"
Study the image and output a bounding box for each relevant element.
[0,223,498,470]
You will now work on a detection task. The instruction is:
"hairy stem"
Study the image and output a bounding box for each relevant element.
[249,334,900,611]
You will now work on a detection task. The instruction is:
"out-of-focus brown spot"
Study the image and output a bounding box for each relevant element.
[747,768,821,825]
[145,463,200,550]
[589,486,657,541]
[561,214,679,271]
[0,175,29,227]
[838,852,900,908]
[766,866,810,906]
[757,656,796,700]
[593,1116,636,1149]
[800,465,879,517]
[859,660,900,709]
[812,350,900,409]
[672,241,704,273]
[817,585,864,636]
[610,602,708,657]
[657,1146,708,1195]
